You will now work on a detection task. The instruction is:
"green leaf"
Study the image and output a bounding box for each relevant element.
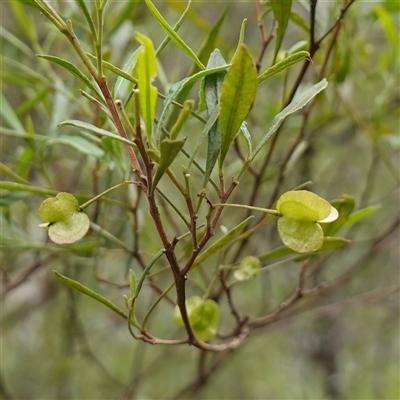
[277,190,332,221]
[48,211,90,245]
[170,100,194,140]
[323,195,355,236]
[234,256,261,281]
[287,41,308,56]
[345,205,381,226]
[202,49,227,187]
[53,270,128,319]
[270,0,293,62]
[58,119,137,148]
[374,5,399,64]
[193,216,253,268]
[250,79,328,161]
[289,11,309,32]
[114,47,141,98]
[37,55,102,98]
[172,7,227,117]
[0,26,33,57]
[135,33,158,146]
[39,192,78,223]
[230,19,247,63]
[144,0,205,70]
[277,217,323,253]
[156,0,192,56]
[151,137,187,194]
[258,51,310,84]
[239,122,252,158]
[187,105,220,170]
[174,296,219,342]
[0,91,26,132]
[129,269,137,298]
[156,64,230,141]
[219,45,257,168]
[44,135,105,159]
[259,236,350,261]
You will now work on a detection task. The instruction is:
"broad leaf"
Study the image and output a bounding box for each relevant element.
[270,0,293,62]
[219,45,257,168]
[135,33,158,146]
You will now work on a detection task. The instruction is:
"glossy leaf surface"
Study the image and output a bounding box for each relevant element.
[219,45,257,168]
[270,0,292,62]
[135,33,158,145]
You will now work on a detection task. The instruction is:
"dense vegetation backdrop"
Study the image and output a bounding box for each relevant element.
[1,1,399,399]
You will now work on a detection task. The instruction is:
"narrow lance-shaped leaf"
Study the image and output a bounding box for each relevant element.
[53,271,128,320]
[44,135,105,159]
[322,195,355,236]
[151,137,187,195]
[156,0,192,57]
[114,46,141,98]
[230,18,247,63]
[270,0,293,63]
[258,51,310,84]
[258,237,351,261]
[202,49,227,188]
[135,33,158,147]
[156,64,230,141]
[249,79,328,163]
[37,55,102,99]
[0,91,26,132]
[58,119,137,148]
[219,45,257,169]
[345,205,381,226]
[193,216,253,268]
[144,0,205,70]
[175,7,228,117]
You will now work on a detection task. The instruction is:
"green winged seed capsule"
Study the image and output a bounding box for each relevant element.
[277,216,324,253]
[277,190,336,222]
[173,296,220,342]
[38,192,78,223]
[48,212,90,245]
[234,256,261,281]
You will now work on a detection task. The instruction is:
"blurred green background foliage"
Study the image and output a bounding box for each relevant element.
[1,1,399,399]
